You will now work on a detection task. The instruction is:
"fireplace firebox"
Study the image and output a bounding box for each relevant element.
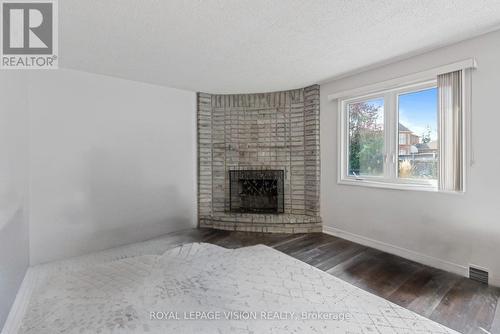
[229,170,284,214]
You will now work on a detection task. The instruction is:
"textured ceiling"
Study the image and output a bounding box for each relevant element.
[60,0,500,93]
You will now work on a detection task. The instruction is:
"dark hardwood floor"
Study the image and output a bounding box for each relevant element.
[176,228,500,334]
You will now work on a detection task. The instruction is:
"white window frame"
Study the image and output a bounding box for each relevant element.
[338,80,441,192]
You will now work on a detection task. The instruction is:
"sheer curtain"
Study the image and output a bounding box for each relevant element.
[438,70,463,192]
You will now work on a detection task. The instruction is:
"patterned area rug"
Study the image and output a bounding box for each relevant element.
[17,243,459,334]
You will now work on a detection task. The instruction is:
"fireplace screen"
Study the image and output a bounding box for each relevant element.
[229,170,284,214]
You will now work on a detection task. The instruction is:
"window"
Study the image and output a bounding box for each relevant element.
[347,98,384,177]
[339,80,447,191]
[335,60,474,192]
[399,133,407,145]
[398,88,438,181]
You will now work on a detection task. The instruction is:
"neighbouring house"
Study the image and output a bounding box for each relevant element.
[398,123,438,179]
[398,123,420,155]
[398,122,438,157]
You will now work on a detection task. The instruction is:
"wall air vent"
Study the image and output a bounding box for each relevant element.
[469,266,489,284]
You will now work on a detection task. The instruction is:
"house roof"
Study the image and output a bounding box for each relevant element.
[415,141,438,152]
[415,143,429,150]
[398,123,411,132]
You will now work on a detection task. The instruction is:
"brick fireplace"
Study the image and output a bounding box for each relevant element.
[197,85,321,233]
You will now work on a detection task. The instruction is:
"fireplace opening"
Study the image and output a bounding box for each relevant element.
[229,170,284,214]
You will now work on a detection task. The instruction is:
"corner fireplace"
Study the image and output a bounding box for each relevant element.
[197,86,321,233]
[229,170,284,214]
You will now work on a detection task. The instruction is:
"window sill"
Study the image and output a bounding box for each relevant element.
[338,177,439,193]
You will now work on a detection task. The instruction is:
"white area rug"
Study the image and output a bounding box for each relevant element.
[14,243,458,334]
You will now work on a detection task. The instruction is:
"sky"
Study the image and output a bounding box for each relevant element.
[398,87,438,141]
[351,87,438,142]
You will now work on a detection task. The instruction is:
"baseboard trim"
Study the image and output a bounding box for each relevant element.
[1,267,38,334]
[322,225,468,278]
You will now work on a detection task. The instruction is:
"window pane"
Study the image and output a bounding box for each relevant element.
[348,98,384,177]
[398,88,438,180]
[399,133,407,144]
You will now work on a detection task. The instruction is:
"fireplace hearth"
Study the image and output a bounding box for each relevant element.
[229,170,284,214]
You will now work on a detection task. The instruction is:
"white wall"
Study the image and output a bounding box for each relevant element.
[0,72,30,328]
[321,29,500,286]
[28,69,197,264]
